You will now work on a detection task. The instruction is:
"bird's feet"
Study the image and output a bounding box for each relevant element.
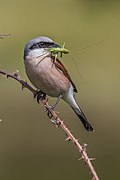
[46,105,53,118]
[34,90,46,103]
[46,95,62,118]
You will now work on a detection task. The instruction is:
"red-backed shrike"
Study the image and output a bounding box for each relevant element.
[24,36,94,131]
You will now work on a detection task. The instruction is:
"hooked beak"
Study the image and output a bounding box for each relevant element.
[53,43,61,48]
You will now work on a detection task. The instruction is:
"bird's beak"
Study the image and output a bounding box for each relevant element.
[53,43,61,48]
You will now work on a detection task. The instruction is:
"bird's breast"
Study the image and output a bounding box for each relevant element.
[24,56,70,97]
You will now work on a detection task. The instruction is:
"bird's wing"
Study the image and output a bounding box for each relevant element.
[51,56,77,93]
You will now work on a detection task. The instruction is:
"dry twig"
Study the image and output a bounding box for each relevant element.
[0,69,99,180]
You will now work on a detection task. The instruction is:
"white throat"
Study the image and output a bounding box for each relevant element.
[28,48,50,59]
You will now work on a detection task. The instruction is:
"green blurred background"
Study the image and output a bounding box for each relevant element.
[0,0,120,179]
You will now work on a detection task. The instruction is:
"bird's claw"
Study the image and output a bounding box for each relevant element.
[46,105,60,118]
[46,105,55,118]
[34,90,46,103]
[47,110,53,118]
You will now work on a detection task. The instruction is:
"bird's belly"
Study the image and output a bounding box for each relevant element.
[24,58,70,97]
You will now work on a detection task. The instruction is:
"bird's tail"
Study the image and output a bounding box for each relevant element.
[71,106,94,132]
[63,85,94,132]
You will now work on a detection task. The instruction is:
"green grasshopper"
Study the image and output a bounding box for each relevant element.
[48,42,69,62]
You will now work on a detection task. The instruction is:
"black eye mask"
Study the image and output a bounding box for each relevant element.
[30,42,54,50]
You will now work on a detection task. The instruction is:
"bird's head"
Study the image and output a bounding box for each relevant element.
[24,36,69,60]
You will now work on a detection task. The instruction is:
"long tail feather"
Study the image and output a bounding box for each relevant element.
[71,106,94,132]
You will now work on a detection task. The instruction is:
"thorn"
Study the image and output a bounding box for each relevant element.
[12,70,19,77]
[82,143,88,151]
[91,177,95,180]
[6,74,9,78]
[22,84,25,90]
[81,143,88,154]
[65,137,71,141]
[89,158,96,161]
[54,111,59,114]
[3,74,8,78]
[51,118,60,127]
[16,70,19,73]
[78,157,83,161]
[83,143,88,147]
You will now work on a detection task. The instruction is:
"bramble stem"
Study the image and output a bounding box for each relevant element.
[0,69,99,180]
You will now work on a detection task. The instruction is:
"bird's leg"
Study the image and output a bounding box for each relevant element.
[52,94,62,109]
[54,53,58,62]
[34,90,46,103]
[46,94,62,118]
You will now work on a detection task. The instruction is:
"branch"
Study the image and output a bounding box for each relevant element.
[0,33,11,39]
[0,69,99,180]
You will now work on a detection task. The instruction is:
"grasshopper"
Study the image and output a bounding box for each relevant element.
[48,42,69,62]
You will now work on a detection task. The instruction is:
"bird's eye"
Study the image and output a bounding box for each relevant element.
[39,42,45,47]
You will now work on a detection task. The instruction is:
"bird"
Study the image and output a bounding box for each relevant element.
[24,36,94,132]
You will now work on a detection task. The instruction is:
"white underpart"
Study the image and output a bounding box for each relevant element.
[27,48,49,59]
[63,84,80,110]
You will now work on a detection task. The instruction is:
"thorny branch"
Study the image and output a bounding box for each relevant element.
[0,69,99,180]
[0,33,11,39]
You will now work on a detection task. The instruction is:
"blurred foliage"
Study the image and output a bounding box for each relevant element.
[0,0,120,179]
